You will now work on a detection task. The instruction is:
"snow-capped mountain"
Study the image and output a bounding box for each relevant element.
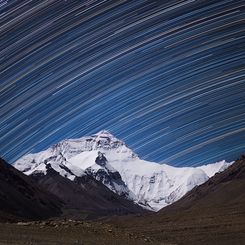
[14,130,233,211]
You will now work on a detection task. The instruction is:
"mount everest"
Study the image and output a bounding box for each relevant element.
[14,130,232,211]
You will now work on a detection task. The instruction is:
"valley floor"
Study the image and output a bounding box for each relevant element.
[0,205,245,245]
[105,205,245,245]
[0,220,151,245]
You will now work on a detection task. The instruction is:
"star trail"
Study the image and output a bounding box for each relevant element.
[0,0,244,166]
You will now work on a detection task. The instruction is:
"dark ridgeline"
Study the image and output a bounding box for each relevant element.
[85,152,131,200]
[0,158,61,222]
[31,163,145,220]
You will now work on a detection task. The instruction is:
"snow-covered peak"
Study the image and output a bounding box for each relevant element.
[13,131,233,211]
[13,130,137,177]
[29,130,137,163]
[93,129,114,137]
[90,130,121,149]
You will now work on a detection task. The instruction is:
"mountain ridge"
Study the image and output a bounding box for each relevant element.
[30,162,145,219]
[14,130,233,210]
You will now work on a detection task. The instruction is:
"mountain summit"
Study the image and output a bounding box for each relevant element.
[14,130,232,210]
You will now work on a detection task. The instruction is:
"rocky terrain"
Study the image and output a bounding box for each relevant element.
[0,220,152,245]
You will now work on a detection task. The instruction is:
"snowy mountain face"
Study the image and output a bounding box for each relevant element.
[13,130,233,211]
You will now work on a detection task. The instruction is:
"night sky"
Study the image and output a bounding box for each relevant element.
[1,0,244,167]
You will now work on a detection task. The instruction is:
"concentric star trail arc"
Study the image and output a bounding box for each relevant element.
[0,0,244,166]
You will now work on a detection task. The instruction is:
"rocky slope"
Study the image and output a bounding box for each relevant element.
[31,163,145,219]
[0,158,61,221]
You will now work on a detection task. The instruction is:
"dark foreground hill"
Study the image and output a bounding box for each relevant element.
[0,158,61,221]
[31,164,145,219]
[106,155,245,245]
[0,157,145,222]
